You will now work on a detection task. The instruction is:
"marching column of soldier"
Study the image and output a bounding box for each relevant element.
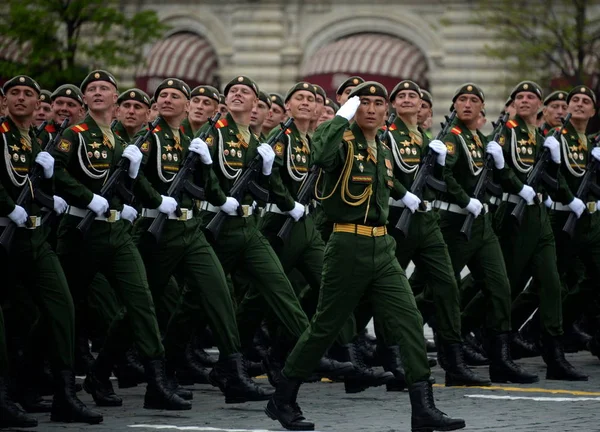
[0,66,599,432]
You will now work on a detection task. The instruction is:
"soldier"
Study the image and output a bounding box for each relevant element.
[149,97,159,122]
[265,83,465,432]
[250,90,272,140]
[316,97,339,127]
[33,89,53,127]
[217,93,228,116]
[476,108,487,130]
[114,88,151,142]
[335,76,364,106]
[541,91,568,134]
[417,89,433,137]
[435,83,538,384]
[180,85,220,140]
[52,70,191,410]
[0,75,102,426]
[262,93,286,136]
[386,80,489,387]
[0,88,7,115]
[308,84,326,135]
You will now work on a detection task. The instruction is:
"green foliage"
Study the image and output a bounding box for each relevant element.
[0,0,168,89]
[472,0,600,90]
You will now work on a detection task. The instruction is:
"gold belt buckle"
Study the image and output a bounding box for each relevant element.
[26,215,40,229]
[178,208,189,221]
[372,226,379,236]
[107,209,118,223]
[587,202,597,214]
[242,205,250,217]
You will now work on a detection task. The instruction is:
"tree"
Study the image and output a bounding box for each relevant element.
[0,0,168,89]
[472,0,600,92]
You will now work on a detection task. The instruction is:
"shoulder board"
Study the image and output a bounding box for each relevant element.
[542,128,549,136]
[114,129,121,137]
[0,121,10,133]
[506,120,518,129]
[285,128,292,135]
[388,123,397,131]
[179,125,185,134]
[71,123,89,133]
[343,130,355,141]
[152,125,161,133]
[450,126,462,135]
[216,118,228,129]
[45,123,56,133]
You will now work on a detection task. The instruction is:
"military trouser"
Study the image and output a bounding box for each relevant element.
[57,216,163,359]
[2,228,74,369]
[439,211,512,334]
[133,217,240,358]
[389,208,462,344]
[86,273,122,344]
[284,231,430,385]
[201,212,309,340]
[312,204,334,243]
[0,307,7,374]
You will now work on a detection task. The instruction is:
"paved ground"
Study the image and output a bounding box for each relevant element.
[22,351,600,432]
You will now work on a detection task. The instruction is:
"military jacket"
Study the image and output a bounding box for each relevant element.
[53,114,127,210]
[37,120,58,149]
[180,117,196,141]
[0,116,51,216]
[113,121,131,143]
[312,116,399,226]
[196,113,266,207]
[268,122,311,212]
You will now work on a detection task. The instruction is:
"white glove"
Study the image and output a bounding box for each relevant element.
[7,205,28,225]
[121,204,138,223]
[518,185,536,204]
[336,96,361,121]
[157,196,177,215]
[87,194,109,217]
[286,202,305,221]
[35,151,54,179]
[401,191,421,213]
[486,141,505,169]
[428,139,447,166]
[543,136,561,164]
[568,197,586,219]
[591,147,600,162]
[465,198,483,218]
[123,145,143,179]
[219,197,240,216]
[544,196,553,208]
[53,196,67,215]
[257,143,275,176]
[189,138,213,165]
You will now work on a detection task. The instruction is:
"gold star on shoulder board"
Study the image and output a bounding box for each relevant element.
[354,153,365,161]
[163,144,173,152]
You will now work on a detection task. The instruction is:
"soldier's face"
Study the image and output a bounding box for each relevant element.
[218,103,228,116]
[251,100,271,128]
[317,105,336,127]
[392,90,420,117]
[157,88,189,120]
[337,86,355,105]
[52,97,82,126]
[514,92,541,119]
[476,112,487,129]
[118,100,149,130]
[83,81,117,113]
[6,85,39,118]
[312,94,324,121]
[543,100,568,127]
[264,104,286,129]
[417,101,432,125]
[286,90,316,122]
[568,94,595,122]
[149,103,159,121]
[454,94,483,124]
[34,101,52,126]
[226,85,257,114]
[355,96,387,131]
[189,95,217,125]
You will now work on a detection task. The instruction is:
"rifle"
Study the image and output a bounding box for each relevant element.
[76,116,162,237]
[378,113,396,143]
[562,133,600,238]
[205,117,295,242]
[511,113,571,225]
[459,113,509,240]
[110,119,118,130]
[0,119,60,254]
[394,110,456,236]
[146,113,221,243]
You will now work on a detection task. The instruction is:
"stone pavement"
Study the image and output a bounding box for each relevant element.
[26,351,599,432]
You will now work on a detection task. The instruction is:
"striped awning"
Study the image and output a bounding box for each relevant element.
[0,36,30,63]
[301,33,428,94]
[136,32,218,95]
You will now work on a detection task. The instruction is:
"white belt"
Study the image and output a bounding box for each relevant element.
[0,216,42,229]
[552,201,597,214]
[67,206,121,222]
[198,201,254,217]
[265,203,310,216]
[434,201,489,215]
[502,192,543,206]
[489,196,502,206]
[388,198,432,212]
[141,208,193,221]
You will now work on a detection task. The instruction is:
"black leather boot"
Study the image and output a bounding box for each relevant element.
[488,333,538,384]
[144,357,191,410]
[589,332,600,361]
[114,347,146,389]
[540,334,588,381]
[0,376,38,428]
[74,332,95,376]
[209,353,273,404]
[409,380,466,432]
[378,345,406,391]
[462,332,489,366]
[443,343,491,387]
[510,331,540,359]
[164,361,193,401]
[334,343,394,393]
[190,334,217,366]
[83,351,123,407]
[175,345,211,385]
[563,322,592,353]
[51,369,103,424]
[313,355,354,380]
[264,373,314,431]
[262,344,288,387]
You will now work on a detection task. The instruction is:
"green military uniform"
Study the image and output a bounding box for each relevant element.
[196,76,309,342]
